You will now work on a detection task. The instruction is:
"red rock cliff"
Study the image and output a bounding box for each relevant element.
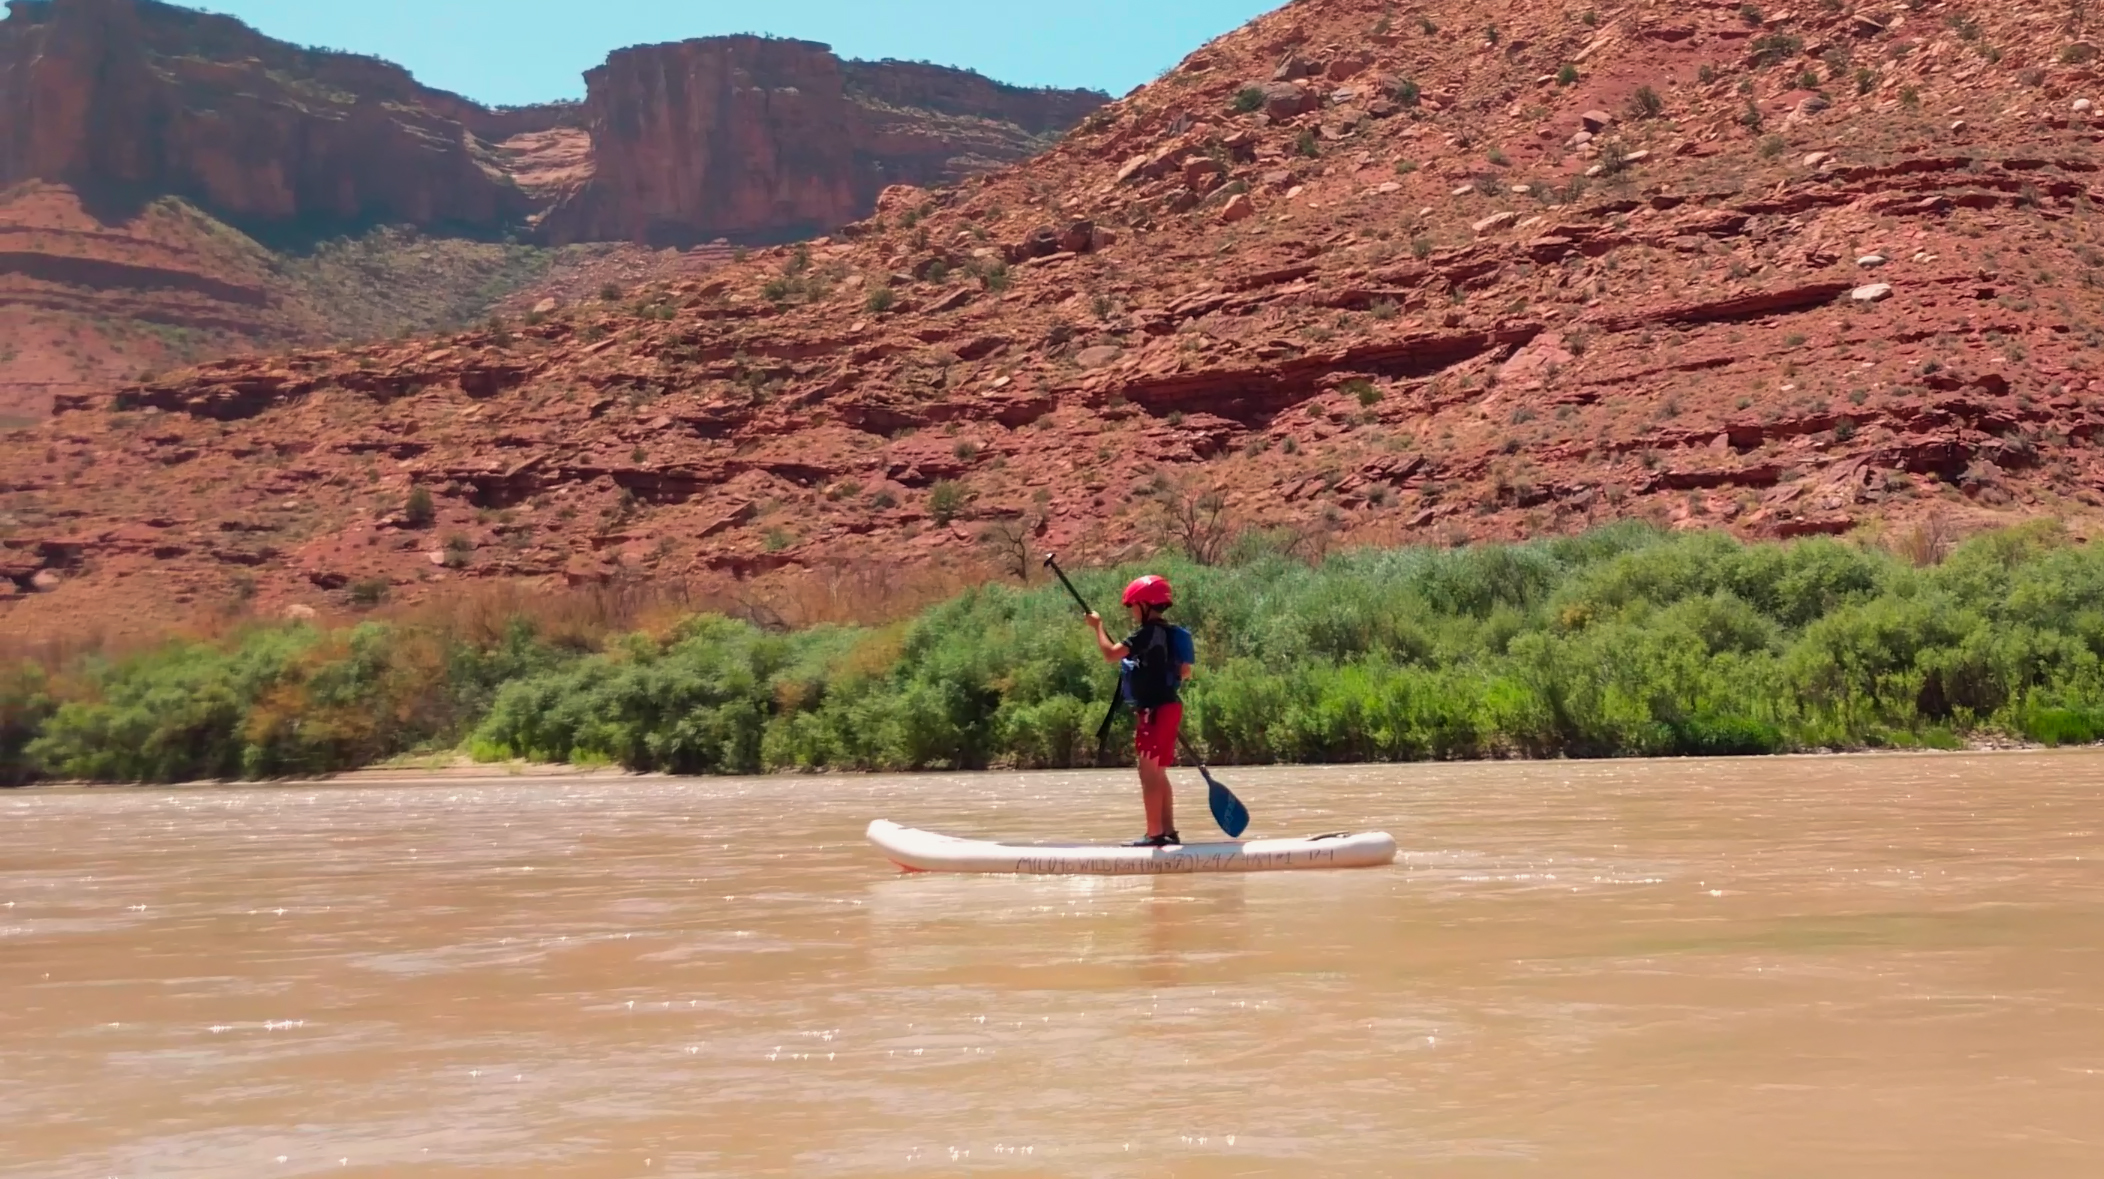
[841,59,1109,134]
[541,37,1106,247]
[0,0,569,230]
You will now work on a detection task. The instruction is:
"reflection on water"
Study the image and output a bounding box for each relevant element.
[1,754,2100,1177]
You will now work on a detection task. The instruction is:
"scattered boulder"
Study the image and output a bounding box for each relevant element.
[875,185,930,216]
[1183,156,1227,190]
[2075,99,2095,114]
[912,253,961,280]
[30,569,62,592]
[1473,211,1519,234]
[1580,109,1615,132]
[1803,151,1834,168]
[1273,53,1313,82]
[1857,254,1887,268]
[1851,283,1894,303]
[1013,224,1063,261]
[1057,220,1098,253]
[1220,193,1257,223]
[1259,82,1320,120]
[1076,345,1124,370]
[531,297,559,316]
[1326,54,1371,82]
[928,288,975,314]
[956,335,1012,362]
[283,604,318,621]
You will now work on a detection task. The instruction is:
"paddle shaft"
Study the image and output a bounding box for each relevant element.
[1042,554,1094,616]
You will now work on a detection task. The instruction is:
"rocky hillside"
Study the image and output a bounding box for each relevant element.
[7,0,2104,634]
[0,0,1106,418]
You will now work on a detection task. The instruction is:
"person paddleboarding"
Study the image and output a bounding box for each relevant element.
[1087,575,1196,847]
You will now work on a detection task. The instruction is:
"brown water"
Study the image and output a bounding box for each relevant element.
[2,754,2100,1178]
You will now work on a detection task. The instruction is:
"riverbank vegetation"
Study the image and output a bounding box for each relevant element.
[7,521,2104,784]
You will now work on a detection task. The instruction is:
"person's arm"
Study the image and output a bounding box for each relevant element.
[1085,613,1129,663]
[1175,628,1196,682]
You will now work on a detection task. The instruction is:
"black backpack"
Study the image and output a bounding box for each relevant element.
[1119,623,1181,709]
[1096,622,1181,755]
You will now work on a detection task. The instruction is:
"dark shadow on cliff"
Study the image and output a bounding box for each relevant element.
[60,174,542,255]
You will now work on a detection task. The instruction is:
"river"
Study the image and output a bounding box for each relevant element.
[2,753,2100,1177]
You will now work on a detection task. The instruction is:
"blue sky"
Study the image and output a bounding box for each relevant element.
[185,0,1280,107]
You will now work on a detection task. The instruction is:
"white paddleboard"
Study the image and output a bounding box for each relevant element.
[866,819,1398,876]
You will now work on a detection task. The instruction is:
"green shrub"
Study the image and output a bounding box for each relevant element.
[928,480,969,524]
[2020,707,2102,746]
[19,523,2104,780]
[866,286,896,313]
[1,664,55,786]
[349,578,390,608]
[1232,87,1265,113]
[1750,32,1803,67]
[404,486,436,528]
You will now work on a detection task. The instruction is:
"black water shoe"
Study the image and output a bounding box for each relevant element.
[1127,831,1182,848]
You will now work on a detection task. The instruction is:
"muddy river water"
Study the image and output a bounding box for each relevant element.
[2,753,2100,1177]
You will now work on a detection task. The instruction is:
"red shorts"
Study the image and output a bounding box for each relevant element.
[1134,702,1183,767]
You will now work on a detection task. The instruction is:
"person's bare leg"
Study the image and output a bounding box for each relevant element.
[1139,757,1176,837]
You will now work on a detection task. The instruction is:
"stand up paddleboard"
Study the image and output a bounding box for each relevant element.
[867,820,1397,876]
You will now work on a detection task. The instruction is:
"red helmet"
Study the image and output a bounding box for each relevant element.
[1122,575,1173,608]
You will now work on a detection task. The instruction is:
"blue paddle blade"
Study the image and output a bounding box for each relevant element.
[1203,768,1251,838]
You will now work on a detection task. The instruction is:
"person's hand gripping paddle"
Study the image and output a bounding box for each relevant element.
[1042,554,1252,839]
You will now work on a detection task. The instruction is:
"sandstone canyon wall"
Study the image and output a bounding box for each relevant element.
[540,37,1108,246]
[0,1,1103,419]
[840,59,1108,134]
[0,0,575,233]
